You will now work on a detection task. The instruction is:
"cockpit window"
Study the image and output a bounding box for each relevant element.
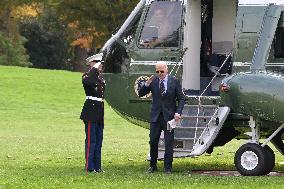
[272,12,284,59]
[139,1,182,48]
[273,27,284,58]
[119,10,143,45]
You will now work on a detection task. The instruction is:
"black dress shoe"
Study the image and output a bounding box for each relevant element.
[164,169,172,174]
[147,167,157,173]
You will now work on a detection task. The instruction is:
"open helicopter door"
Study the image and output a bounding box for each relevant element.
[182,0,236,96]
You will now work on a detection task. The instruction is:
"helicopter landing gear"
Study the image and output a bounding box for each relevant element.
[234,117,283,176]
[234,143,275,176]
[262,145,275,175]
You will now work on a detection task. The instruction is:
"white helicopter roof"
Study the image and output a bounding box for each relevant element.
[239,0,284,5]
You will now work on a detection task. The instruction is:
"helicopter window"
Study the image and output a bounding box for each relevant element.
[118,6,144,45]
[138,1,182,48]
[273,28,284,58]
[119,12,142,45]
[103,5,144,74]
[273,13,284,59]
[241,13,262,33]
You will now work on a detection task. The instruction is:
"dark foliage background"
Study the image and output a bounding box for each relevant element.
[0,0,139,71]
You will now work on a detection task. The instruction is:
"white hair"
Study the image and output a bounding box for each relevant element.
[156,61,168,68]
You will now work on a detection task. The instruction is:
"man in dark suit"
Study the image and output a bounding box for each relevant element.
[80,53,105,174]
[138,61,185,174]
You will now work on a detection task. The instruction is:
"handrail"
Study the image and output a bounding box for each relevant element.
[169,48,188,76]
[193,103,201,144]
[191,50,233,149]
[192,107,219,152]
[199,49,233,98]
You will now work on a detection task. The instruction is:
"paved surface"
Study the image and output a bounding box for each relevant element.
[191,170,284,176]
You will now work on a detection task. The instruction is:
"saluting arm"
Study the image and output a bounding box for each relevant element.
[82,68,100,87]
[138,84,151,97]
[138,75,155,97]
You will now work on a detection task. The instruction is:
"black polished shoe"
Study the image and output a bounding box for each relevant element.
[147,167,157,173]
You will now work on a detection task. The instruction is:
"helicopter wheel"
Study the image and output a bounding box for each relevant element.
[262,145,275,175]
[234,143,268,176]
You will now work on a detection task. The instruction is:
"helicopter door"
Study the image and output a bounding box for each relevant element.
[128,0,184,101]
[182,0,236,96]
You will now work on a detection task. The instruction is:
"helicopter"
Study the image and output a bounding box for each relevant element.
[100,0,284,176]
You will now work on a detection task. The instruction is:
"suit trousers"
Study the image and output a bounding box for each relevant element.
[84,121,104,171]
[149,113,174,170]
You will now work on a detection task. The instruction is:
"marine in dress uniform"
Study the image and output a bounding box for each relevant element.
[80,53,105,173]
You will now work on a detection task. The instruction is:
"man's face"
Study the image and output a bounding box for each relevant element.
[154,9,165,24]
[155,63,168,80]
[90,61,96,68]
[90,61,103,72]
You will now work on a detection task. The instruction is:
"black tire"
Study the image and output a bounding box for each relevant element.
[262,145,275,175]
[234,143,267,176]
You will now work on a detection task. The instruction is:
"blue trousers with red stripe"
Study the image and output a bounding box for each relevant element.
[84,121,104,171]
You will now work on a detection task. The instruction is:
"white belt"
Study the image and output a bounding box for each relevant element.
[86,96,103,102]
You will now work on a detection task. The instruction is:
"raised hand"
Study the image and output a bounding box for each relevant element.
[174,113,181,121]
[146,75,155,85]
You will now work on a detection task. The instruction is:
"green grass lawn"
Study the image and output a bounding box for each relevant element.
[0,65,284,189]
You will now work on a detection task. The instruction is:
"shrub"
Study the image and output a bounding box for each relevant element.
[0,32,31,67]
[20,18,70,70]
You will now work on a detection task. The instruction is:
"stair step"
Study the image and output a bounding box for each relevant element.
[182,115,213,118]
[159,148,193,153]
[182,112,216,117]
[175,129,203,139]
[175,125,205,138]
[174,137,197,140]
[183,106,218,110]
[182,112,217,117]
[159,137,197,141]
[184,104,218,108]
[184,115,216,118]
[180,119,209,127]
[175,126,207,129]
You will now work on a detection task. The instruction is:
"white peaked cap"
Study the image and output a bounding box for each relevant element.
[86,53,103,64]
[93,62,102,69]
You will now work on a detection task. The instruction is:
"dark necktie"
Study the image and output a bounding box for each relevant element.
[160,80,165,96]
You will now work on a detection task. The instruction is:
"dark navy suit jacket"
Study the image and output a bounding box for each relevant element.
[138,75,185,122]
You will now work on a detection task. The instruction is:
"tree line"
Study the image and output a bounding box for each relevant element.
[0,0,139,72]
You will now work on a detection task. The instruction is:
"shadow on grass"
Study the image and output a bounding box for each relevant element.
[20,159,238,178]
[13,155,284,179]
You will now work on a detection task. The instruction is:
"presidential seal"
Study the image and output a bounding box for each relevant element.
[134,76,152,98]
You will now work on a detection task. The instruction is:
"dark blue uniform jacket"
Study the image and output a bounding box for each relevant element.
[80,67,105,124]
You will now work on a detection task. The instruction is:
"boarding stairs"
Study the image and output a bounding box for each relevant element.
[157,102,230,159]
[157,49,232,159]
